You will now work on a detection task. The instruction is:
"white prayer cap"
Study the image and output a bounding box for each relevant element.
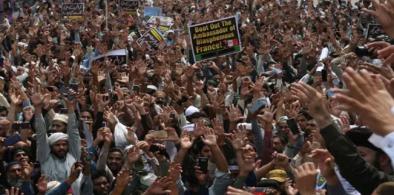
[48,132,68,145]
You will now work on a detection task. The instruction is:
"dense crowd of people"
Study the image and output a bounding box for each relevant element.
[0,0,394,194]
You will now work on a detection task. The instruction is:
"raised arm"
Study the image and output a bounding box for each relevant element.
[251,119,264,159]
[292,82,394,194]
[201,127,228,172]
[96,129,112,171]
[173,132,194,164]
[32,92,50,164]
[66,99,81,160]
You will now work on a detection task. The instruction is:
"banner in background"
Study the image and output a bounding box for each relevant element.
[189,16,242,62]
[147,16,174,32]
[119,0,139,15]
[88,49,128,68]
[62,3,84,20]
[92,49,128,61]
[136,28,164,50]
[143,6,162,19]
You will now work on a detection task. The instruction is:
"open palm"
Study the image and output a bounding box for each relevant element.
[364,0,394,37]
[201,128,217,146]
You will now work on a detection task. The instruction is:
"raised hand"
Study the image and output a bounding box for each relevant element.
[94,129,105,146]
[42,93,55,110]
[136,141,150,153]
[201,127,217,146]
[312,149,338,185]
[112,169,133,195]
[36,176,47,194]
[9,89,22,106]
[291,82,331,128]
[126,102,142,123]
[230,126,247,150]
[168,163,182,182]
[115,169,133,189]
[377,45,394,66]
[227,105,245,123]
[273,152,290,169]
[20,159,33,181]
[359,62,394,80]
[212,117,224,135]
[333,68,394,136]
[287,101,301,119]
[103,129,113,144]
[103,108,117,128]
[257,105,276,125]
[193,119,206,137]
[96,93,110,112]
[5,187,24,195]
[143,177,172,195]
[363,0,394,38]
[294,162,318,195]
[65,97,77,113]
[366,41,391,53]
[68,162,83,184]
[127,146,140,164]
[180,132,194,149]
[126,127,137,145]
[253,76,266,93]
[31,92,43,107]
[132,96,146,115]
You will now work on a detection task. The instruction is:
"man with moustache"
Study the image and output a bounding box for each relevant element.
[33,93,81,193]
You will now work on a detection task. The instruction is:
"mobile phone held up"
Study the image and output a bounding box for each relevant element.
[197,157,208,173]
[354,46,376,58]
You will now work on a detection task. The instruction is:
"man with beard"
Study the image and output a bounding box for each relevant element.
[33,93,81,194]
[0,161,35,194]
[272,135,286,153]
[292,82,394,195]
[345,128,393,174]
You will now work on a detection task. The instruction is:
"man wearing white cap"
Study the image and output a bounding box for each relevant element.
[51,113,69,133]
[32,93,81,194]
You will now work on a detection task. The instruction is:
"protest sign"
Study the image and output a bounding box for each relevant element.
[189,16,242,62]
[136,28,165,50]
[62,3,85,20]
[92,49,128,61]
[119,0,139,15]
[144,7,162,19]
[147,16,174,32]
[89,49,128,68]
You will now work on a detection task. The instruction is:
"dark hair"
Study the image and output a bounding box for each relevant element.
[298,110,312,120]
[0,106,8,114]
[5,161,21,172]
[11,148,28,160]
[80,108,95,121]
[92,170,110,182]
[272,135,287,145]
[109,148,123,155]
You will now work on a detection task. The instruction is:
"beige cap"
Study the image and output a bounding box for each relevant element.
[53,113,68,124]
